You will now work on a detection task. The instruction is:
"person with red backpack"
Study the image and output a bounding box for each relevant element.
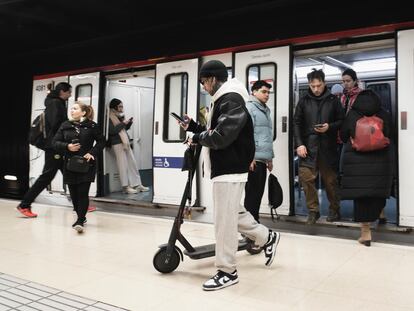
[340,89,393,246]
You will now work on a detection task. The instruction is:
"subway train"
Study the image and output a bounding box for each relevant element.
[26,22,414,228]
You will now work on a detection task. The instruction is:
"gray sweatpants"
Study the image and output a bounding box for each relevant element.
[112,144,142,188]
[213,181,269,273]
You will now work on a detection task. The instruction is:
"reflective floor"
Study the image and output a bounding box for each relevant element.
[1,199,414,311]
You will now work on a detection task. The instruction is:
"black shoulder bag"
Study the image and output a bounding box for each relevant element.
[66,155,89,173]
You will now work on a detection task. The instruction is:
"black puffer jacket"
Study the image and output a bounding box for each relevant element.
[340,89,393,199]
[190,91,254,179]
[293,88,344,169]
[52,119,105,184]
[44,90,68,150]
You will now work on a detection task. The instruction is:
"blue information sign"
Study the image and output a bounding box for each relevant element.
[153,156,183,169]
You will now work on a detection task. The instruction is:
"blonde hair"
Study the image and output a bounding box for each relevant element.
[75,101,94,121]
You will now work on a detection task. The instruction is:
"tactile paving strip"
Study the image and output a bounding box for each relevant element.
[0,273,130,311]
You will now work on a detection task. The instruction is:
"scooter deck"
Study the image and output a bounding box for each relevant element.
[183,240,249,259]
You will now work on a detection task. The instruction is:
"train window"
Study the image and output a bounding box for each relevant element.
[75,84,92,105]
[163,73,188,142]
[366,83,392,114]
[247,63,277,140]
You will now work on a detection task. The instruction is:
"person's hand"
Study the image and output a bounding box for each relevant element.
[179,114,191,130]
[314,123,329,133]
[185,137,193,146]
[267,160,273,172]
[67,143,80,152]
[83,153,95,162]
[123,119,131,125]
[296,145,307,158]
[249,160,256,171]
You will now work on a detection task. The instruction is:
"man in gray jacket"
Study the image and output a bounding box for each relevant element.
[245,80,274,223]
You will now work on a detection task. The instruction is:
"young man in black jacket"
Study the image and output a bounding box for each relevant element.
[17,82,72,218]
[182,60,280,291]
[293,69,344,224]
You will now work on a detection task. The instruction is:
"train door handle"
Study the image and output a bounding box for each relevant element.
[282,116,287,133]
[155,121,159,135]
[401,111,407,130]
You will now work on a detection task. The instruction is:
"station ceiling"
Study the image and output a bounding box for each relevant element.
[1,0,412,74]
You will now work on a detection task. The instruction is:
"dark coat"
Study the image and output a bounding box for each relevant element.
[44,91,68,150]
[52,119,105,184]
[190,92,255,179]
[108,115,132,146]
[340,89,393,199]
[293,88,344,169]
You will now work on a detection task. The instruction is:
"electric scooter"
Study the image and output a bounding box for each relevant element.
[153,144,259,274]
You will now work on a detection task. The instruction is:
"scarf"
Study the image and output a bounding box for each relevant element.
[109,109,130,150]
[341,86,362,114]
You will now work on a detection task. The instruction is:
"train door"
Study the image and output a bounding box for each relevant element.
[397,29,414,227]
[235,46,292,216]
[68,72,100,196]
[30,76,68,200]
[103,70,155,201]
[152,59,199,205]
[293,39,397,222]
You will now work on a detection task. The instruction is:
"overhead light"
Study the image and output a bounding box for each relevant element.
[296,64,341,79]
[4,175,17,181]
[353,57,396,72]
[321,56,353,69]
[307,57,323,65]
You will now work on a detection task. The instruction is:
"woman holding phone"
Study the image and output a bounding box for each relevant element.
[108,98,149,194]
[53,102,105,233]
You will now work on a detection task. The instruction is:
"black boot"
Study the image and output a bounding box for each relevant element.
[326,210,341,222]
[306,211,320,225]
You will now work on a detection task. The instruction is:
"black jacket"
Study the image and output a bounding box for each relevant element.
[108,115,132,146]
[44,90,68,150]
[293,88,344,169]
[53,119,105,184]
[189,92,255,179]
[340,89,393,199]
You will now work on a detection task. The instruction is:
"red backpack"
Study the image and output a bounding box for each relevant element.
[350,115,390,152]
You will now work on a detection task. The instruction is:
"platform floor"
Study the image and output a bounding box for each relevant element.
[1,199,414,311]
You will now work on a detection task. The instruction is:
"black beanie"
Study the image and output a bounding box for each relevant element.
[342,68,358,81]
[199,60,228,80]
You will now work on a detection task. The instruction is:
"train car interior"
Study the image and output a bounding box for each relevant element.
[102,70,155,203]
[292,38,397,224]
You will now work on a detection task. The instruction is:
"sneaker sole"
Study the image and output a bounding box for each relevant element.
[202,279,239,291]
[73,225,84,233]
[265,232,281,267]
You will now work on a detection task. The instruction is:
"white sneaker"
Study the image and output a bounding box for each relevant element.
[135,185,150,192]
[202,270,238,291]
[123,186,138,194]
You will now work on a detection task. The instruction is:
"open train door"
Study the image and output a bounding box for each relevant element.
[235,46,291,216]
[68,72,100,196]
[152,59,199,205]
[397,29,414,227]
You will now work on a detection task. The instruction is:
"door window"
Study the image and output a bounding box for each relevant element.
[163,73,188,142]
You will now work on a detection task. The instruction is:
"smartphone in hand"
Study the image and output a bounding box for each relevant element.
[171,112,185,123]
[314,124,324,128]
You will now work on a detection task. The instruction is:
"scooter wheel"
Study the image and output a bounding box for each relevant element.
[153,247,181,273]
[246,243,263,255]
